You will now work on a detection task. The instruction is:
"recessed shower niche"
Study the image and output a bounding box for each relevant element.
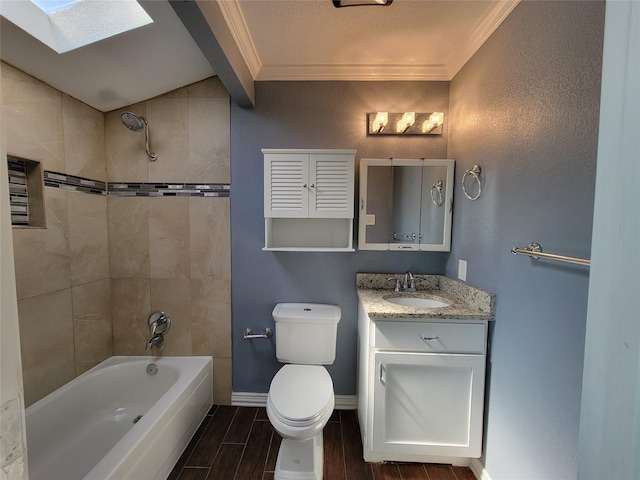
[6,155,45,228]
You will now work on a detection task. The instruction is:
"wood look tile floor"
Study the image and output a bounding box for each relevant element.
[169,406,476,480]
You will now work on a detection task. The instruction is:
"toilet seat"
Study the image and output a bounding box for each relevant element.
[267,365,334,438]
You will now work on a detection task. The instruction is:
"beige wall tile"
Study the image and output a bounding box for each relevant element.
[12,187,70,300]
[75,362,100,376]
[68,192,109,285]
[62,94,106,181]
[150,278,192,356]
[146,97,189,183]
[2,63,64,172]
[105,103,149,182]
[160,86,188,98]
[111,278,151,355]
[72,279,112,363]
[190,197,230,279]
[187,77,229,98]
[213,357,232,405]
[188,97,230,183]
[18,289,75,407]
[108,197,150,279]
[149,197,190,279]
[191,278,231,357]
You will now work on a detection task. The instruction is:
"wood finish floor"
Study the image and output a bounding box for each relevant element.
[169,405,476,480]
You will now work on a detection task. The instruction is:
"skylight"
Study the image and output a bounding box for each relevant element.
[1,0,153,54]
[30,0,84,15]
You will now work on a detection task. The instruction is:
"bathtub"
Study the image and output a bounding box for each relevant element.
[25,356,213,480]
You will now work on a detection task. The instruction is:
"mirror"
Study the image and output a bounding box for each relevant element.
[358,158,454,251]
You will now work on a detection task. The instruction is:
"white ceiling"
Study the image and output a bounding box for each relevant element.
[222,0,519,81]
[0,0,519,111]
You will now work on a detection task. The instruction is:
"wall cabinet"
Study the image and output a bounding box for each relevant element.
[263,149,356,251]
[357,302,487,465]
[358,159,454,251]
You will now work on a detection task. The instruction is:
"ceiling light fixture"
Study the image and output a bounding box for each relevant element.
[367,112,444,136]
[333,0,392,7]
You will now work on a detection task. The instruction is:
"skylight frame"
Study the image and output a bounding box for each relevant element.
[1,0,154,54]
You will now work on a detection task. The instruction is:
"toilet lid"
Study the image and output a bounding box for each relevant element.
[269,365,333,423]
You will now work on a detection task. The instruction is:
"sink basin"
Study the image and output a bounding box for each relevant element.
[384,296,450,308]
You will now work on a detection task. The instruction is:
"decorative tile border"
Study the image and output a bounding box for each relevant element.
[8,157,29,225]
[42,171,230,197]
[44,171,106,195]
[108,182,230,197]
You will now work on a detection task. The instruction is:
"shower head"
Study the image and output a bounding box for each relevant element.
[120,111,158,161]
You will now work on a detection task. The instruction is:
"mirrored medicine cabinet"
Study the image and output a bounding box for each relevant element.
[358,158,454,251]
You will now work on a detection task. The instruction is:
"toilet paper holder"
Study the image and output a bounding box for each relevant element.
[243,327,273,340]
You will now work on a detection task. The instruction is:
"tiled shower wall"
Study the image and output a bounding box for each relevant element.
[2,62,232,407]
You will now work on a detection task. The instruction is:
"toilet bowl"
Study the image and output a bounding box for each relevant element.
[267,365,335,480]
[267,303,341,480]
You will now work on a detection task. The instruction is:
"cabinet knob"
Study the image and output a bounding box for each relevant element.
[310,183,315,188]
[302,183,307,188]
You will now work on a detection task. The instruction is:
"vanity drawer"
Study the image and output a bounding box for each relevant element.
[374,321,486,354]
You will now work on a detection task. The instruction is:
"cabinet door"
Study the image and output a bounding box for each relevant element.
[264,153,309,218]
[308,153,355,218]
[373,351,485,458]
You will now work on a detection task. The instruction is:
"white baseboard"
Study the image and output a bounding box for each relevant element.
[232,392,357,410]
[469,458,492,480]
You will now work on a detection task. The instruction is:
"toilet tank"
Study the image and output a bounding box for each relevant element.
[272,303,341,365]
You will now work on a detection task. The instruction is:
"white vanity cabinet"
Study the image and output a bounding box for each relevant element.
[357,302,488,465]
[263,149,356,251]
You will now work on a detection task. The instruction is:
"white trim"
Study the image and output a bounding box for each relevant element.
[256,63,450,82]
[446,1,521,78]
[216,0,262,79]
[469,458,492,480]
[232,392,357,410]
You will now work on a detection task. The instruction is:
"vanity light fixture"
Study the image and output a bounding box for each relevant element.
[367,112,444,136]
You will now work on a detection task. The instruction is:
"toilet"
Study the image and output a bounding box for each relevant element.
[266,303,341,480]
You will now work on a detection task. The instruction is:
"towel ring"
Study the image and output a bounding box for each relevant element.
[462,165,482,201]
[430,180,444,206]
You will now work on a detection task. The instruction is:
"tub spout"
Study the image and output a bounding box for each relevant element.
[146,333,165,351]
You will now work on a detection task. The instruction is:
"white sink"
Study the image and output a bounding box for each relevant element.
[384,296,450,308]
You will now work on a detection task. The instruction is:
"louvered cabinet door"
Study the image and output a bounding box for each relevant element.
[309,153,355,219]
[264,153,310,218]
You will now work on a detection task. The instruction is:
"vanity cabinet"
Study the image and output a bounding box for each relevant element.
[358,159,454,251]
[357,302,487,465]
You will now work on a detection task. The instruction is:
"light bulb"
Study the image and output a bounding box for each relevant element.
[397,112,415,133]
[372,112,388,133]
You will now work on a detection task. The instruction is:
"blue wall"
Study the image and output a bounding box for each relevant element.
[446,1,604,479]
[230,81,450,394]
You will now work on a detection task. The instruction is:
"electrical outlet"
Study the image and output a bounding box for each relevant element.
[458,259,467,281]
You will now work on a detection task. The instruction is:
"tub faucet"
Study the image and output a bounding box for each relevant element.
[146,311,171,351]
[403,271,416,292]
[146,333,165,351]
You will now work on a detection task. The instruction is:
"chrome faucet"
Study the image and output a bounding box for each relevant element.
[403,271,416,292]
[146,311,171,351]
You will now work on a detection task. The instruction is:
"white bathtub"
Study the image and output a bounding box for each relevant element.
[25,356,213,480]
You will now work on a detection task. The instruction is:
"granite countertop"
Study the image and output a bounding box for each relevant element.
[357,273,496,322]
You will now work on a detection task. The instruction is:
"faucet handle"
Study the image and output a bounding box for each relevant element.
[148,311,171,335]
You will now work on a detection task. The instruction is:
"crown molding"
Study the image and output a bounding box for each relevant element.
[215,0,262,79]
[256,64,451,82]
[220,0,519,82]
[446,0,521,78]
